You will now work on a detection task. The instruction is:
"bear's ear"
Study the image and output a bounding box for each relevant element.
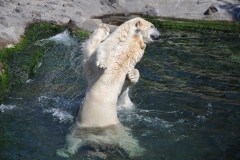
[135,21,141,30]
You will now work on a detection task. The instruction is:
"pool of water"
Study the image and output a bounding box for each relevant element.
[0,28,240,159]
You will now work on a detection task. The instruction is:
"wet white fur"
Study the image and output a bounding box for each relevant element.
[78,28,146,128]
[57,18,159,158]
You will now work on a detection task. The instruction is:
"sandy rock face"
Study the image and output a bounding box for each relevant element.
[0,0,239,50]
[0,0,122,49]
[118,0,240,21]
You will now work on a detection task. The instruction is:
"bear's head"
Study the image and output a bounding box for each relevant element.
[133,18,161,43]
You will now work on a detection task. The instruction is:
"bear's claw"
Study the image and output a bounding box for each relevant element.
[96,47,109,69]
[127,69,139,84]
[96,56,108,69]
[98,24,110,41]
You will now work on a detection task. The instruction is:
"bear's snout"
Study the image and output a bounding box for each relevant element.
[150,34,161,40]
[150,28,162,41]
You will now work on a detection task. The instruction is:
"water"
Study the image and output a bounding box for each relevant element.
[0,28,240,159]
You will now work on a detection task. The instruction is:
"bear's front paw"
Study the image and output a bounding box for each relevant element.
[127,69,140,84]
[96,58,108,69]
[141,43,146,50]
[96,51,108,69]
[98,24,110,41]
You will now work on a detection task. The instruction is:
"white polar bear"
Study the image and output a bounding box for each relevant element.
[78,28,146,128]
[57,18,161,158]
[82,17,161,111]
[95,17,161,69]
[57,25,147,158]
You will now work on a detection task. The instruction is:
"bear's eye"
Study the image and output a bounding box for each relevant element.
[151,25,154,28]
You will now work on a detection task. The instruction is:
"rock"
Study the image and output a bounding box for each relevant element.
[101,4,111,13]
[0,59,3,77]
[112,3,117,8]
[15,6,23,13]
[32,11,41,17]
[145,4,150,9]
[0,27,22,45]
[76,11,82,15]
[21,13,26,18]
[67,4,74,7]
[100,0,117,7]
[81,19,102,32]
[0,17,8,27]
[109,0,117,4]
[61,9,66,12]
[0,0,239,50]
[197,0,209,4]
[204,4,218,15]
[66,19,78,30]
[0,1,5,7]
[100,0,107,5]
[17,2,25,6]
[49,20,57,25]
[143,6,158,17]
[124,12,130,17]
[45,4,54,10]
[59,17,70,25]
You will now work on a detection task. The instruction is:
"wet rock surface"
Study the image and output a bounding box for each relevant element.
[0,0,239,50]
[0,59,3,77]
[204,4,218,15]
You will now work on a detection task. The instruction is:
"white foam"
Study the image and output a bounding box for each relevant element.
[38,62,42,67]
[35,30,76,46]
[144,116,173,128]
[8,97,23,100]
[0,104,16,112]
[197,115,207,122]
[38,96,61,103]
[43,108,73,123]
[119,111,173,129]
[26,79,33,83]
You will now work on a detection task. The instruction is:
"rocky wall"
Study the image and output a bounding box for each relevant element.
[0,0,239,50]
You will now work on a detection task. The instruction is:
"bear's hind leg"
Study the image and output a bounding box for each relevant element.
[57,125,87,157]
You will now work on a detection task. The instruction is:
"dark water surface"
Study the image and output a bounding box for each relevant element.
[0,29,240,159]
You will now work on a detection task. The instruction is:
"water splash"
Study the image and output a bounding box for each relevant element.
[43,108,74,123]
[38,96,71,106]
[196,115,207,122]
[119,110,173,129]
[0,104,16,112]
[35,30,76,46]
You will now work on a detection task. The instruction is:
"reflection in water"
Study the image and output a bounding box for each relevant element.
[0,29,240,159]
[57,124,145,158]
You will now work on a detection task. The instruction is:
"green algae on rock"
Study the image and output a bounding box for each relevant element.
[0,23,65,103]
[72,30,90,39]
[142,15,240,34]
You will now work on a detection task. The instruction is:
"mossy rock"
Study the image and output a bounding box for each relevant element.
[0,23,65,103]
[72,30,90,39]
[142,15,240,34]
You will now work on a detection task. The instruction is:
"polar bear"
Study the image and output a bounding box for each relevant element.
[78,28,146,128]
[57,18,161,158]
[82,17,161,110]
[95,17,161,69]
[57,27,146,158]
